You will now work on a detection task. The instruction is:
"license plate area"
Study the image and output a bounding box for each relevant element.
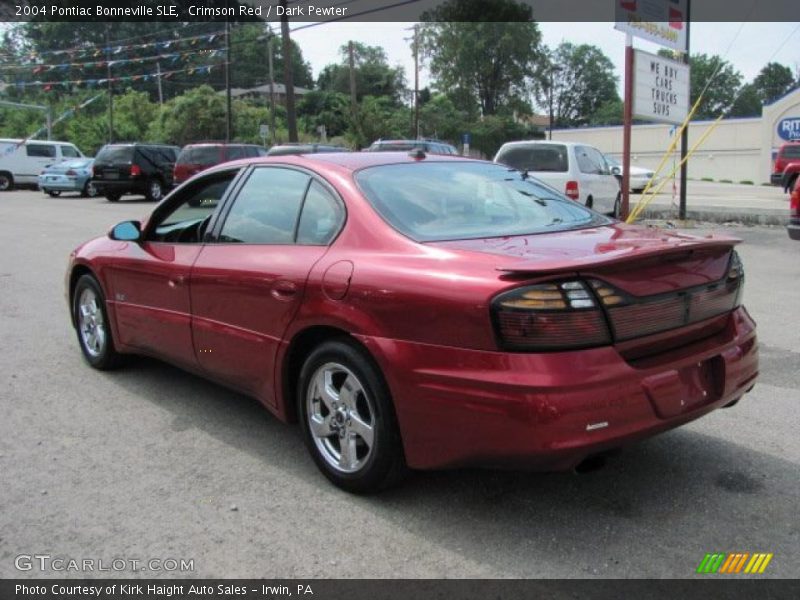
[642,356,725,419]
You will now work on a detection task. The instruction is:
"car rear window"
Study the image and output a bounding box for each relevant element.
[496,144,569,173]
[356,161,607,242]
[780,145,800,158]
[96,146,134,162]
[180,146,221,165]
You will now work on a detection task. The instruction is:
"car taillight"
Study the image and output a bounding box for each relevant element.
[65,170,77,177]
[565,180,579,200]
[130,164,141,177]
[791,187,800,217]
[492,281,611,351]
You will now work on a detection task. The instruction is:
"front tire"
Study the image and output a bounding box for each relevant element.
[612,192,621,219]
[298,340,406,493]
[585,195,593,209]
[72,274,123,370]
[0,172,14,191]
[82,180,98,198]
[46,190,61,197]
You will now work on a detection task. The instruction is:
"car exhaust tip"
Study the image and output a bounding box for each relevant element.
[574,454,607,474]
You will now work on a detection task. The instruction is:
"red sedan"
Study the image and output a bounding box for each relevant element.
[66,152,758,492]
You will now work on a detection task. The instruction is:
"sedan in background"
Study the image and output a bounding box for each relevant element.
[605,154,659,193]
[38,159,97,197]
[66,153,758,493]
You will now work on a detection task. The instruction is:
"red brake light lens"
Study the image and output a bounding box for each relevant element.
[791,189,800,216]
[65,169,77,176]
[130,164,141,177]
[565,180,579,200]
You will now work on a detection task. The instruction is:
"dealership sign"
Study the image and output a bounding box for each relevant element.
[777,118,800,141]
[632,49,689,125]
[615,0,688,52]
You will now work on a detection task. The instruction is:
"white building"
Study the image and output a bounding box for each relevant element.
[550,87,800,185]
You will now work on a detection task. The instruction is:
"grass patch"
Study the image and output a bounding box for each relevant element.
[739,180,754,185]
[701,177,714,182]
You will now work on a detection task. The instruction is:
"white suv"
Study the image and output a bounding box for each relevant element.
[494,141,621,215]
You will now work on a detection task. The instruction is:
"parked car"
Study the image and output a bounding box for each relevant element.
[266,143,345,157]
[788,176,800,240]
[66,153,758,493]
[494,141,622,215]
[0,138,85,191]
[365,139,459,155]
[770,142,800,189]
[38,159,97,197]
[604,154,658,193]
[92,143,180,202]
[173,143,267,185]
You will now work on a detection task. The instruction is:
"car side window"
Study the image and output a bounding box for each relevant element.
[587,147,610,175]
[61,145,80,158]
[575,146,596,174]
[26,143,56,158]
[297,181,345,245]
[226,146,248,160]
[148,171,239,243]
[219,167,310,244]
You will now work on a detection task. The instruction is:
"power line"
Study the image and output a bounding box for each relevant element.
[290,0,425,33]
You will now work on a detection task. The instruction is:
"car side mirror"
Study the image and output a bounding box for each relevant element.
[611,166,621,175]
[109,220,142,242]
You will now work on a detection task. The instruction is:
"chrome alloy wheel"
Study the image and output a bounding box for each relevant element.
[78,288,106,357]
[149,180,163,201]
[306,362,376,474]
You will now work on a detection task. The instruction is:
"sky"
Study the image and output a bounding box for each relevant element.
[290,21,800,103]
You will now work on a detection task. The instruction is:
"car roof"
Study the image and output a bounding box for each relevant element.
[499,140,576,148]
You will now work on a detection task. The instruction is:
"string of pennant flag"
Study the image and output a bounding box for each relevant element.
[10,62,222,91]
[0,49,225,74]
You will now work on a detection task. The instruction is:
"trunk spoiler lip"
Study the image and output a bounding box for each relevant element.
[495,237,740,274]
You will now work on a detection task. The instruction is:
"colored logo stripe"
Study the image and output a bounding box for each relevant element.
[697,553,773,574]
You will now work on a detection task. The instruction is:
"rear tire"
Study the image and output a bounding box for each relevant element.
[105,193,121,202]
[786,174,797,194]
[82,180,98,198]
[145,178,164,202]
[585,196,593,209]
[0,172,13,191]
[297,339,407,493]
[72,274,124,370]
[612,192,621,219]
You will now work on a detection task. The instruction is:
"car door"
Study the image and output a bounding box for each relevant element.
[190,166,345,405]
[104,170,240,370]
[588,146,620,211]
[23,143,57,184]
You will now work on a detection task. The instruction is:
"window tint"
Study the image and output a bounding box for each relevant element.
[576,146,596,174]
[182,146,220,165]
[496,144,568,173]
[26,143,56,158]
[60,145,80,158]
[225,146,249,160]
[781,145,800,158]
[96,145,133,162]
[297,181,344,245]
[356,162,606,242]
[151,172,238,243]
[220,167,310,244]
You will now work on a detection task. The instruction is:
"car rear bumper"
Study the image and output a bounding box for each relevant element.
[359,307,758,471]
[788,220,800,240]
[93,180,143,194]
[38,178,84,192]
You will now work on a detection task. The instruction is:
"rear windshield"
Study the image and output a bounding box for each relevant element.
[496,144,569,172]
[355,161,607,242]
[179,146,221,165]
[780,145,800,158]
[96,146,133,162]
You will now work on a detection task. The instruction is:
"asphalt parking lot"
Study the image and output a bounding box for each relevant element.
[0,188,798,579]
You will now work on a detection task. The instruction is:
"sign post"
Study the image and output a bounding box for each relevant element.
[259,123,269,147]
[622,34,634,220]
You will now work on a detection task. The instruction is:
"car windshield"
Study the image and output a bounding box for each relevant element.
[356,161,607,242]
[96,146,133,162]
[496,144,569,172]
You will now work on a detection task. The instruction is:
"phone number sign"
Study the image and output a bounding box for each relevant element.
[615,0,689,52]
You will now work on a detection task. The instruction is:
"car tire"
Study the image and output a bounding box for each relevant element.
[82,180,98,198]
[46,190,61,197]
[0,172,13,191]
[612,193,621,219]
[72,274,124,370]
[297,339,407,493]
[105,193,121,202]
[145,178,164,202]
[585,196,593,209]
[786,175,798,194]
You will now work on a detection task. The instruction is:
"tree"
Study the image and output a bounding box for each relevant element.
[317,42,406,105]
[110,90,159,142]
[150,85,226,145]
[589,98,624,126]
[683,53,743,119]
[418,94,467,142]
[297,90,351,138]
[419,0,544,116]
[543,43,619,127]
[753,62,796,105]
[729,83,762,118]
[230,24,313,90]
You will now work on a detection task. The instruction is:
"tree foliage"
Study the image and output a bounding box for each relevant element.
[419,0,543,116]
[753,62,796,105]
[543,43,619,127]
[686,53,743,119]
[316,42,406,105]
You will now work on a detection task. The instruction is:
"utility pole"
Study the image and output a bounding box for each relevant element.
[548,67,555,140]
[413,25,419,139]
[348,41,359,147]
[156,61,163,108]
[621,32,634,220]
[679,0,692,220]
[225,19,232,142]
[105,26,114,143]
[267,26,276,146]
[280,0,298,142]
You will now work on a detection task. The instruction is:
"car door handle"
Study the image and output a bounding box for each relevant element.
[168,274,186,288]
[271,280,298,301]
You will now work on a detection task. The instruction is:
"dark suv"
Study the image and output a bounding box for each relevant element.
[365,139,459,155]
[173,143,267,185]
[92,143,180,202]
